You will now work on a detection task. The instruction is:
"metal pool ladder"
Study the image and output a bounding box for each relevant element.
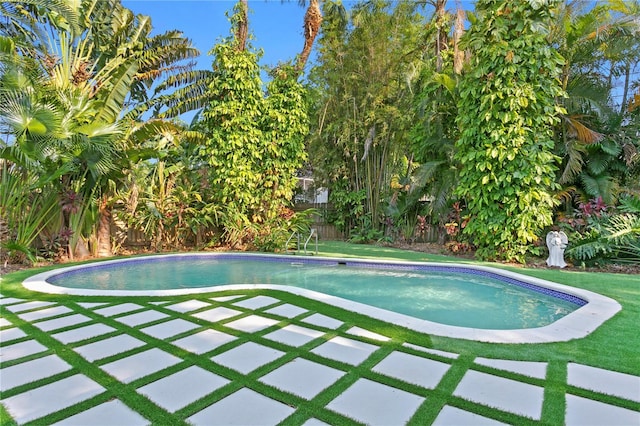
[285,228,318,255]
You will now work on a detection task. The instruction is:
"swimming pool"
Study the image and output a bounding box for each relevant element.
[23,253,621,343]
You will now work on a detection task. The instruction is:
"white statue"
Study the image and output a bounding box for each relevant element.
[546,230,568,268]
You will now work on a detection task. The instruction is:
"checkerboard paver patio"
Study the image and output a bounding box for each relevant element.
[1,293,639,426]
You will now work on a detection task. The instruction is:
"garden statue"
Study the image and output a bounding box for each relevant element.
[546,230,568,268]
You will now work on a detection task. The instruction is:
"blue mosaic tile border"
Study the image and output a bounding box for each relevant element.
[47,253,586,306]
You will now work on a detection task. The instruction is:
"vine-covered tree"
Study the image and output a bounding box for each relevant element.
[455,0,565,262]
[196,3,308,249]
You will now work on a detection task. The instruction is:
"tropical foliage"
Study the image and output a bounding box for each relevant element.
[1,0,639,266]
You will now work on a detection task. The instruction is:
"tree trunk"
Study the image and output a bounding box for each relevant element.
[97,197,113,257]
[296,0,322,72]
[235,0,249,52]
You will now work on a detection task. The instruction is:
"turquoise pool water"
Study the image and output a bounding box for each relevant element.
[48,255,581,330]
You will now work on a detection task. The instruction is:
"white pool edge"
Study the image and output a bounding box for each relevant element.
[22,253,622,344]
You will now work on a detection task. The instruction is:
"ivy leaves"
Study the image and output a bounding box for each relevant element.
[455,0,565,262]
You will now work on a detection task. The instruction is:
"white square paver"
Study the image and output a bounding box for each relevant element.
[453,370,544,420]
[0,354,71,391]
[32,313,93,332]
[18,305,73,322]
[187,387,295,426]
[565,394,640,426]
[224,315,279,333]
[433,405,509,425]
[75,302,108,309]
[232,295,280,310]
[74,334,147,362]
[171,329,237,354]
[52,323,116,344]
[212,342,284,374]
[311,336,379,366]
[260,358,345,399]
[51,399,148,426]
[327,378,424,425]
[94,303,143,317]
[568,363,640,402]
[140,318,200,339]
[402,343,459,359]
[1,327,27,342]
[138,365,229,412]
[209,295,243,302]
[0,297,24,306]
[5,301,55,313]
[475,357,548,380]
[115,310,169,327]
[263,324,324,347]
[164,300,212,313]
[0,317,12,327]
[301,313,343,330]
[192,306,242,323]
[2,374,104,425]
[346,326,391,342]
[372,351,450,389]
[1,339,48,362]
[265,303,308,318]
[101,348,182,383]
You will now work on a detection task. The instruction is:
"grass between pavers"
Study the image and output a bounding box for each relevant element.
[0,240,638,426]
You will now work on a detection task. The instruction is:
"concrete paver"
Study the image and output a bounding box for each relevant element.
[327,378,425,426]
[402,343,459,359]
[565,394,640,426]
[32,313,92,332]
[51,399,148,426]
[0,339,48,362]
[101,348,181,383]
[232,295,280,310]
[137,365,229,412]
[263,324,324,347]
[346,326,390,342]
[52,323,116,344]
[1,355,71,391]
[301,313,343,329]
[74,334,147,362]
[265,303,308,318]
[259,357,345,399]
[453,370,545,420]
[18,305,73,322]
[4,301,55,313]
[433,406,509,425]
[192,306,242,323]
[187,387,295,426]
[140,318,200,339]
[568,363,640,403]
[114,310,169,327]
[475,357,548,380]
[2,374,104,425]
[93,303,142,317]
[164,300,212,313]
[311,336,379,366]
[171,329,236,354]
[211,341,284,374]
[0,327,27,342]
[372,351,450,389]
[224,314,279,333]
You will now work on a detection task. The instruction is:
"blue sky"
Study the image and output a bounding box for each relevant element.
[122,1,312,71]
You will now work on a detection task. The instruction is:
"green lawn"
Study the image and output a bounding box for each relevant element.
[1,241,638,425]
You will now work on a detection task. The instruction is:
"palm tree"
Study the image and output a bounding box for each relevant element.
[1,0,202,258]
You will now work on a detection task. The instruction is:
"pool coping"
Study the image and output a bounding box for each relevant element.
[22,253,622,344]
